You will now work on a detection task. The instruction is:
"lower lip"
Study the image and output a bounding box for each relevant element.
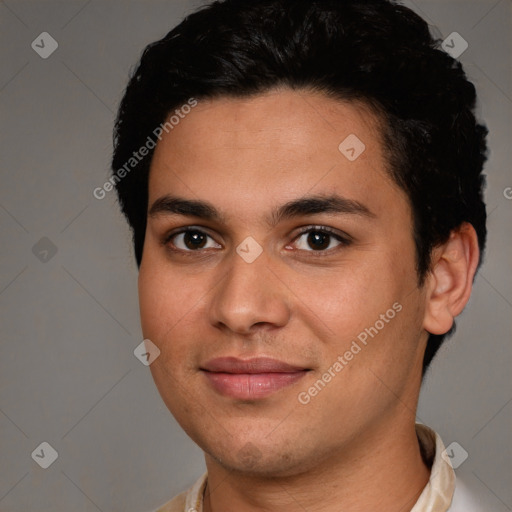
[202,371,308,400]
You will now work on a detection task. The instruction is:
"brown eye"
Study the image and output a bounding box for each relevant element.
[306,231,331,250]
[293,227,351,253]
[183,231,207,250]
[167,229,221,251]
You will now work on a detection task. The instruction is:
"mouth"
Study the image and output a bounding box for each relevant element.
[200,357,310,400]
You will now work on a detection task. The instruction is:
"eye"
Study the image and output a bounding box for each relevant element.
[291,226,351,253]
[165,228,221,252]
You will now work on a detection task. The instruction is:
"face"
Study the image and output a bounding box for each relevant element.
[138,88,429,477]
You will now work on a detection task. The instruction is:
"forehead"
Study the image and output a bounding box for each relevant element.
[148,88,405,222]
[152,88,385,158]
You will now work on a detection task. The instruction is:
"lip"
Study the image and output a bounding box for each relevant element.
[201,357,309,400]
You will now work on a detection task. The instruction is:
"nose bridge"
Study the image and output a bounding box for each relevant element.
[208,247,290,334]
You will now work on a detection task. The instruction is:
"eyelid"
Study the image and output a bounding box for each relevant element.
[163,225,216,243]
[292,225,352,241]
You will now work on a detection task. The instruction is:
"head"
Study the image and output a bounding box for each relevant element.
[112,0,487,476]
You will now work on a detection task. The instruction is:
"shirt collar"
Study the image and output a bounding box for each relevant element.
[411,423,456,511]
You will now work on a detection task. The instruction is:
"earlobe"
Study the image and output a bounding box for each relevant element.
[422,223,480,336]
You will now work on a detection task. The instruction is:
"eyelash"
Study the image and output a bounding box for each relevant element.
[162,225,352,257]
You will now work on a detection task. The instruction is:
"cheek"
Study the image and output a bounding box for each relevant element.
[138,257,213,377]
[294,245,420,373]
[138,259,189,340]
[138,266,165,338]
[139,263,205,419]
[294,257,401,332]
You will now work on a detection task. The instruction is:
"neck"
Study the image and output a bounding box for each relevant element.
[203,417,431,512]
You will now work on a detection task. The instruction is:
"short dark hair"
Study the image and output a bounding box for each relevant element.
[112,0,488,376]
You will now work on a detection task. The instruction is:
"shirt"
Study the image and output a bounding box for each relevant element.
[154,424,483,512]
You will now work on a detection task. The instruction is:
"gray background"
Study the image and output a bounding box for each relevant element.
[0,0,510,510]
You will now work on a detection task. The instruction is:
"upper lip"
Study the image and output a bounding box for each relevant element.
[201,357,308,374]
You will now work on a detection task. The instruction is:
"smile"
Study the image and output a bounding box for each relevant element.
[200,357,310,400]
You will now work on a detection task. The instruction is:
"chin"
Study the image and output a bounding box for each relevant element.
[201,435,320,478]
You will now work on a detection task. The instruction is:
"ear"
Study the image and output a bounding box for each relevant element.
[423,223,480,335]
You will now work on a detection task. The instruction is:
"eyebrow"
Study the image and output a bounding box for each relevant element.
[148,194,375,226]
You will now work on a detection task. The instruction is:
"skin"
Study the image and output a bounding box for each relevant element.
[138,88,479,511]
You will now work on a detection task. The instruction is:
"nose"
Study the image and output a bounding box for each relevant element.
[208,247,291,336]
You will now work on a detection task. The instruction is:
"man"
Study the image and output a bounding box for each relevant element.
[111,1,489,510]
